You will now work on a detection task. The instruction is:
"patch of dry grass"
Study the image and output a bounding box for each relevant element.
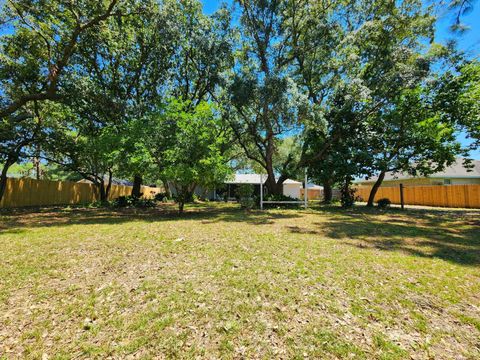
[1,203,479,359]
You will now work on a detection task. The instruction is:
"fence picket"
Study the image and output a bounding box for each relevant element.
[355,184,480,209]
[0,178,162,208]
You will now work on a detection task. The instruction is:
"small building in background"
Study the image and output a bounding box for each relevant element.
[301,183,325,200]
[282,179,303,199]
[173,174,323,201]
[222,174,321,200]
[223,174,265,199]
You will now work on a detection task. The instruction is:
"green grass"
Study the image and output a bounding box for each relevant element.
[0,203,479,359]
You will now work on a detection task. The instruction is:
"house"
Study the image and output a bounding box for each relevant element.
[302,183,325,200]
[283,179,303,198]
[224,174,264,199]
[357,159,480,187]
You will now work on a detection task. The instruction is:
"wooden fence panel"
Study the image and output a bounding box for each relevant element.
[355,184,480,209]
[300,189,322,200]
[0,178,163,208]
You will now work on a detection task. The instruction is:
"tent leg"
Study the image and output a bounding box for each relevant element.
[304,168,308,208]
[260,174,263,210]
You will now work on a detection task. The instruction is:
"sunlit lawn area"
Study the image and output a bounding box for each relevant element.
[1,203,479,359]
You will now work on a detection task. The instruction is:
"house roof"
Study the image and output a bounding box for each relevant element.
[283,179,302,185]
[359,158,480,183]
[306,183,323,189]
[225,174,266,184]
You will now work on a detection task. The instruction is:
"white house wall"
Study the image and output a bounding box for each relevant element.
[283,183,301,199]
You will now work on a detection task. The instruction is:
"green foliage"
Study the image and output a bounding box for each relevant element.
[168,0,234,103]
[151,100,232,213]
[377,198,392,209]
[457,62,480,148]
[68,0,178,186]
[111,196,156,209]
[5,162,34,178]
[263,193,300,209]
[340,185,356,209]
[297,1,470,206]
[264,194,298,202]
[236,184,255,209]
[153,192,171,202]
[236,184,254,198]
[434,61,480,150]
[6,162,81,181]
[43,102,120,198]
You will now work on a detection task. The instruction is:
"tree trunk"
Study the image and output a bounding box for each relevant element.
[340,175,355,208]
[33,143,41,180]
[188,183,197,202]
[99,181,107,203]
[173,183,187,214]
[161,179,171,198]
[367,171,386,207]
[105,171,112,201]
[132,174,142,198]
[323,181,332,203]
[264,153,283,195]
[265,175,276,195]
[178,201,185,214]
[0,157,15,204]
[265,173,283,196]
[34,157,41,180]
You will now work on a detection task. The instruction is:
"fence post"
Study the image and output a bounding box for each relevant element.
[400,183,404,210]
[260,174,263,210]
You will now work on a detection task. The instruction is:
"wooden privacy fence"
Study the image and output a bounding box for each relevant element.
[355,184,480,209]
[0,177,163,208]
[300,189,323,200]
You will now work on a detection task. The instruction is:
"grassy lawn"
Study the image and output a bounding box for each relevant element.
[1,203,479,359]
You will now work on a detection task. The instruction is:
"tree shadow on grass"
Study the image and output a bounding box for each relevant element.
[0,203,302,231]
[306,206,480,266]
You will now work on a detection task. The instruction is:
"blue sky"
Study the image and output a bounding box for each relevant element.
[202,0,480,159]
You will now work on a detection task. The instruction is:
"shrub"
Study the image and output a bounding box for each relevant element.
[340,187,356,208]
[263,193,300,208]
[172,191,195,204]
[114,195,133,208]
[154,192,169,202]
[111,195,156,208]
[236,184,255,209]
[135,198,157,208]
[264,194,298,202]
[377,198,391,209]
[236,184,254,198]
[87,200,105,208]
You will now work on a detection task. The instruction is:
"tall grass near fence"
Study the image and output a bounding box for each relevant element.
[355,184,480,208]
[0,178,162,208]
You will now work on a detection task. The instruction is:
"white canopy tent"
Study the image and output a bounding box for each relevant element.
[260,169,309,210]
